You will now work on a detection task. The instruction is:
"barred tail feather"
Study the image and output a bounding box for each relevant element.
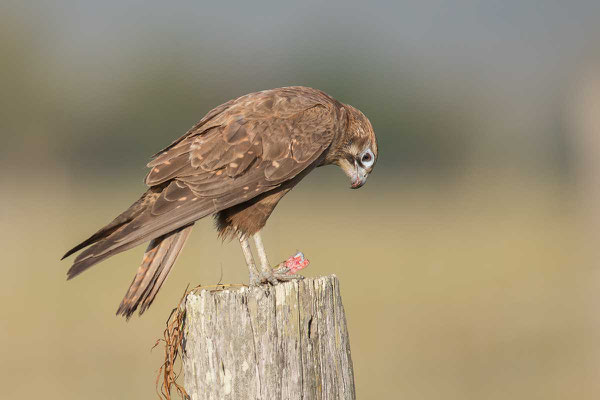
[116,224,193,319]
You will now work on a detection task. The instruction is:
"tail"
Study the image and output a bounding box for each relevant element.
[116,224,193,319]
[61,187,161,262]
[62,180,214,317]
[63,180,204,280]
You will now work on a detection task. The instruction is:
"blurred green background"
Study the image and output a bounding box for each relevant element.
[2,1,600,399]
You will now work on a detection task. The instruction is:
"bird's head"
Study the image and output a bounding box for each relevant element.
[332,105,378,189]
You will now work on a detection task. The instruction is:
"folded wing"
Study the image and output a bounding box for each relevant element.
[65,87,338,288]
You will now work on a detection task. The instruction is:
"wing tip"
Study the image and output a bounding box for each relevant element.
[65,267,80,281]
[61,245,84,261]
[65,254,97,280]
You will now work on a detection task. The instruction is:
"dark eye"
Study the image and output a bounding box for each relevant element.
[362,153,372,163]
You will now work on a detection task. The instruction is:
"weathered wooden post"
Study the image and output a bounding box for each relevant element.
[182,275,356,400]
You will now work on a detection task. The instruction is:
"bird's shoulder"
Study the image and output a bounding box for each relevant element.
[150,86,338,160]
[210,86,338,122]
[144,87,341,192]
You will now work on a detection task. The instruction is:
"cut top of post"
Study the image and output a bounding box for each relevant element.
[183,275,356,400]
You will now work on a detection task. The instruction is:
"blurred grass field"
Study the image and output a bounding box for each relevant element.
[2,2,600,398]
[2,168,598,399]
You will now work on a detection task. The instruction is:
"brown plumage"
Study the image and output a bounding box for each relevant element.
[62,86,378,318]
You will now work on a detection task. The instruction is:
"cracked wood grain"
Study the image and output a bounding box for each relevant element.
[183,275,356,400]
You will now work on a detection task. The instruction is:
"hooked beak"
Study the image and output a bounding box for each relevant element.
[338,158,370,189]
[350,160,368,189]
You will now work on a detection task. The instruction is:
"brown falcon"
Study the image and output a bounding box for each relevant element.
[62,86,378,318]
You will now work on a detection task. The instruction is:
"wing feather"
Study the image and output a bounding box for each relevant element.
[145,92,337,205]
[70,88,339,274]
[65,87,343,318]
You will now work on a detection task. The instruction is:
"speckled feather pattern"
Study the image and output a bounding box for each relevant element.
[62,86,377,317]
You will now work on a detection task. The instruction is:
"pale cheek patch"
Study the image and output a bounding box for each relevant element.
[338,159,355,177]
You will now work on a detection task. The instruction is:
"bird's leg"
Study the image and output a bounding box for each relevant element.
[237,232,261,286]
[252,231,278,285]
[253,231,306,283]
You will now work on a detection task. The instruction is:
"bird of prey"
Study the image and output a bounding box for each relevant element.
[62,86,378,318]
